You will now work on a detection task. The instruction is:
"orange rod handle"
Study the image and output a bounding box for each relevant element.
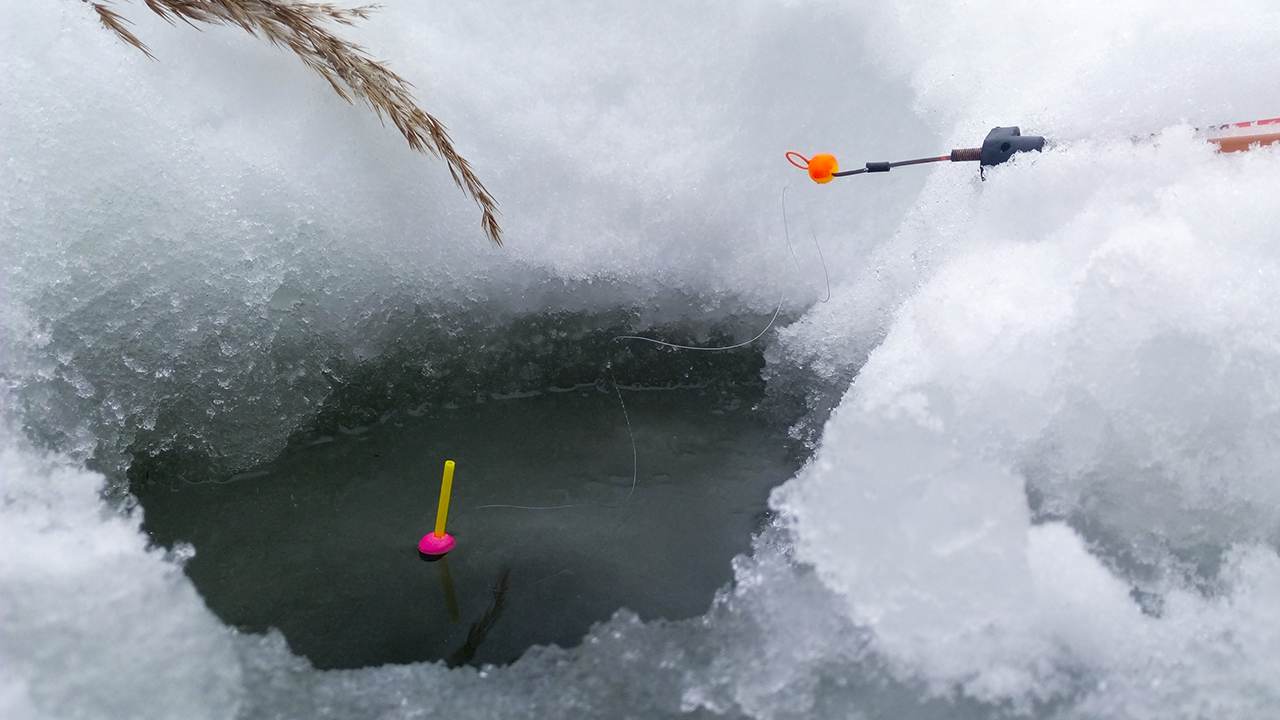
[1210,132,1280,153]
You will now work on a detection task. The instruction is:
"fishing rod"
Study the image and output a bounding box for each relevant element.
[787,118,1280,183]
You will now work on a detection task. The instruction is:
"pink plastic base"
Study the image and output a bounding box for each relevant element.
[418,532,455,555]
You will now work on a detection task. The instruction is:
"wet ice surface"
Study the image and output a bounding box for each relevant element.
[136,383,796,669]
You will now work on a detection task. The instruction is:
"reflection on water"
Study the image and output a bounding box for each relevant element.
[431,556,463,624]
[135,383,797,669]
[447,566,512,668]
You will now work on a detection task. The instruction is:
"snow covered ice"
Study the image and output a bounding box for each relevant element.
[3,0,1280,718]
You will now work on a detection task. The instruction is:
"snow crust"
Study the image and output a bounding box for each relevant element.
[0,437,244,719]
[4,0,1280,717]
[776,138,1280,702]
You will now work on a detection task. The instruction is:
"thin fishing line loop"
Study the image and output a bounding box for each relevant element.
[609,297,785,352]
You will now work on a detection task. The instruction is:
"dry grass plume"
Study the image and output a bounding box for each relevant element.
[83,0,503,246]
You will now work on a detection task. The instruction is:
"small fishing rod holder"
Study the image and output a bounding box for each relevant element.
[787,125,1045,183]
[790,117,1279,184]
[832,126,1046,177]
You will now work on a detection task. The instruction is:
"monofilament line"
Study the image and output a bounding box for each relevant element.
[609,297,785,352]
[782,186,831,303]
[605,362,640,510]
[610,184,830,352]
[472,503,584,511]
[475,363,642,594]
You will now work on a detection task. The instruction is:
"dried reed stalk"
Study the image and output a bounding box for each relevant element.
[83,0,503,245]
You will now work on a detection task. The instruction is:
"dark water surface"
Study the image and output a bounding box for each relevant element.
[137,383,797,669]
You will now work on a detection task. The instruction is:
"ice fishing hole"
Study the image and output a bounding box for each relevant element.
[135,372,800,670]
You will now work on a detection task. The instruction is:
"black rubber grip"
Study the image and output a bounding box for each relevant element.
[865,162,891,173]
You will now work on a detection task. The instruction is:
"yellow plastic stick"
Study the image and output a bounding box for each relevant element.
[434,460,455,538]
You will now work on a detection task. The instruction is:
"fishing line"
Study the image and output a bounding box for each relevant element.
[471,504,583,511]
[609,185,830,351]
[782,186,831,303]
[609,298,786,352]
[468,364,641,596]
[473,186,816,524]
[605,361,639,510]
[465,185,832,595]
[475,184,827,525]
[471,364,639,514]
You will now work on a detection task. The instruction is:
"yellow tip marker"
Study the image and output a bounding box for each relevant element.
[419,460,457,556]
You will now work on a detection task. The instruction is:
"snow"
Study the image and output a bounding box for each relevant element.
[3,0,1279,717]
